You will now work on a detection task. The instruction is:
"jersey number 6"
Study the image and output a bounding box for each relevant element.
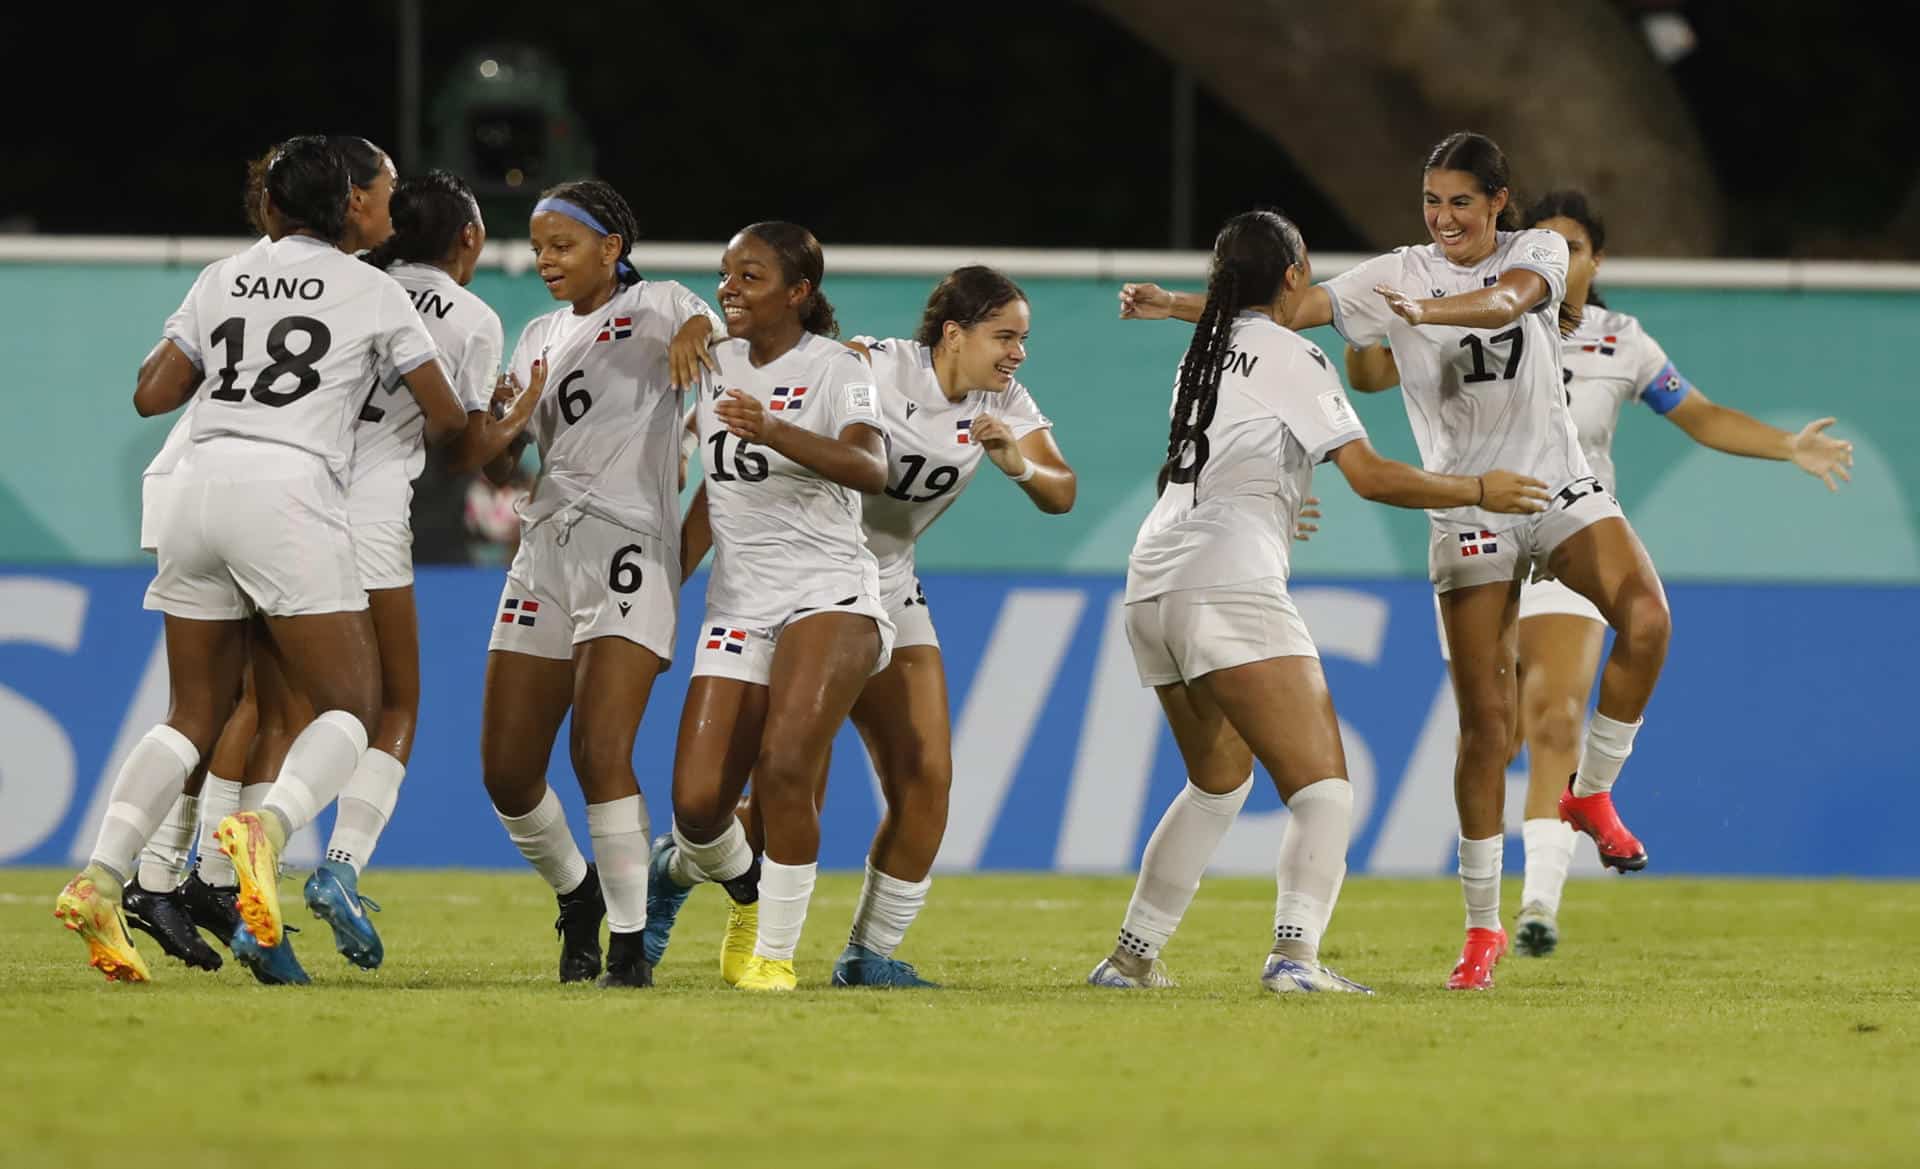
[557,370,594,425]
[608,544,646,594]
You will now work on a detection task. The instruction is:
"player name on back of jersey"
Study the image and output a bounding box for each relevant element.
[407,287,456,320]
[230,273,325,301]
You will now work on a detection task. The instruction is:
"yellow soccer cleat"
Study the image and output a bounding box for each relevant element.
[216,811,284,947]
[720,898,759,986]
[54,871,151,984]
[733,955,797,992]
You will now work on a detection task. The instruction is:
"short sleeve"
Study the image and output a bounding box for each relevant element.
[664,280,725,336]
[1506,229,1569,314]
[506,317,545,387]
[819,349,884,439]
[454,311,504,414]
[161,262,218,369]
[1271,339,1369,463]
[998,380,1053,439]
[375,276,439,380]
[1630,326,1694,415]
[1319,250,1407,349]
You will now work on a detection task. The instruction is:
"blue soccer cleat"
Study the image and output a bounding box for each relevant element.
[831,943,939,989]
[303,860,384,970]
[642,836,692,966]
[231,921,311,986]
[1260,955,1373,995]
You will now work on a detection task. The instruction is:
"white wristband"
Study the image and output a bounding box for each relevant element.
[1010,462,1037,484]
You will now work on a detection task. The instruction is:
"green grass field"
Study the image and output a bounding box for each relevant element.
[3,868,1916,1168]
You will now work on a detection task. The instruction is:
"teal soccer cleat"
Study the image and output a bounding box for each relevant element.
[231,920,311,985]
[304,860,384,970]
[831,943,939,988]
[641,836,692,966]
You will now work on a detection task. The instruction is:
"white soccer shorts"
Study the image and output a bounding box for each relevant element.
[487,514,677,663]
[1125,580,1319,687]
[1429,475,1624,595]
[691,595,896,686]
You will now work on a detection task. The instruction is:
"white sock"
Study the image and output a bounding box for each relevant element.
[673,818,753,884]
[1319,863,1347,941]
[1459,834,1504,931]
[1572,711,1641,797]
[261,710,367,836]
[1520,817,1578,914]
[137,792,199,891]
[587,795,650,934]
[754,858,817,961]
[326,748,405,874]
[495,786,589,895]
[239,783,270,813]
[195,775,243,885]
[848,862,931,958]
[89,725,199,882]
[1272,778,1354,962]
[1116,774,1253,962]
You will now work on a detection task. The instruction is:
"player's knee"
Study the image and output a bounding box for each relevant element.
[1456,691,1514,757]
[374,706,416,763]
[1616,587,1671,660]
[752,743,818,807]
[1528,696,1585,757]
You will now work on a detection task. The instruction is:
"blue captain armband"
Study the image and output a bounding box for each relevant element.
[1639,362,1694,415]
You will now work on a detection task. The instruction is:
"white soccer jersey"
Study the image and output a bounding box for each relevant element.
[1126,313,1367,601]
[1323,229,1591,533]
[694,332,887,625]
[169,235,440,480]
[349,262,502,512]
[1560,306,1691,494]
[509,279,723,542]
[852,336,1053,595]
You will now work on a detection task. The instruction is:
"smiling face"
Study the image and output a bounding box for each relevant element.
[1535,214,1599,307]
[716,231,807,340]
[945,298,1031,393]
[1423,167,1506,265]
[529,210,616,308]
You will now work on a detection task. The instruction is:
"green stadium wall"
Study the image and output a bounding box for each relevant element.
[4,262,1914,581]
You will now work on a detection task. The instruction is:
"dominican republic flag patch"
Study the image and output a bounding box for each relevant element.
[1580,335,1618,356]
[955,419,973,445]
[704,626,748,654]
[769,385,809,412]
[499,597,539,625]
[595,316,633,343]
[1457,531,1499,557]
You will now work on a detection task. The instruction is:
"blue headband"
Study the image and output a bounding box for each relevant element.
[533,197,636,280]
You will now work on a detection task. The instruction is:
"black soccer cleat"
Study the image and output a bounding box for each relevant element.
[597,930,655,989]
[123,878,223,971]
[181,871,242,949]
[554,864,606,984]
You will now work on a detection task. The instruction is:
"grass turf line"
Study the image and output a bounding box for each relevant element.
[3,869,1917,1168]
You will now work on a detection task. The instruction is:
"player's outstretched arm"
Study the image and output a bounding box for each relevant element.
[1119,283,1204,324]
[1666,392,1855,491]
[1376,269,1548,332]
[451,360,548,475]
[1329,438,1548,513]
[133,339,200,417]
[972,418,1075,514]
[1344,344,1400,393]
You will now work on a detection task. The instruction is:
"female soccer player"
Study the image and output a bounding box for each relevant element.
[53,135,465,983]
[1122,132,1669,989]
[1347,189,1854,955]
[1092,209,1547,994]
[478,179,724,989]
[290,170,507,969]
[647,266,1077,988]
[658,222,891,993]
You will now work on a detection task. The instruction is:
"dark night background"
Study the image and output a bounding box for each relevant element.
[4,1,1915,256]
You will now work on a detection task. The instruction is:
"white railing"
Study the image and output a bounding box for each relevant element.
[3,236,1919,291]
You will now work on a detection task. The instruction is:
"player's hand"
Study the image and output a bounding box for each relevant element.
[971,414,1027,478]
[669,316,718,390]
[1294,495,1321,541]
[715,389,779,442]
[1477,470,1551,514]
[1788,417,1854,492]
[491,358,548,417]
[1375,285,1429,326]
[1119,283,1174,320]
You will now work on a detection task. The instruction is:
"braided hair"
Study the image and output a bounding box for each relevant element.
[263,135,350,244]
[742,221,838,338]
[539,179,644,286]
[1159,210,1305,496]
[364,171,481,272]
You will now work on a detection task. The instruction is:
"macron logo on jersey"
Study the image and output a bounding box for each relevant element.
[499,597,539,626]
[955,419,973,445]
[770,385,809,412]
[705,626,748,654]
[1457,531,1499,557]
[595,316,633,343]
[1580,335,1618,356]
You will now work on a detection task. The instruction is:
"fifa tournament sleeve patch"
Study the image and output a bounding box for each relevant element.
[1526,241,1560,265]
[1318,390,1359,431]
[1638,362,1694,415]
[847,381,876,415]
